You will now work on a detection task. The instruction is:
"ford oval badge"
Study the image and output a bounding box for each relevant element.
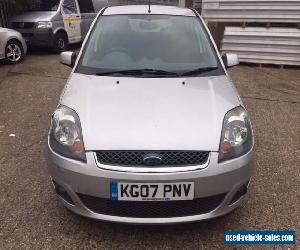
[142,154,162,166]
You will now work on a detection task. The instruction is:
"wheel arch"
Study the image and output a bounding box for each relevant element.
[6,38,24,53]
[53,28,69,43]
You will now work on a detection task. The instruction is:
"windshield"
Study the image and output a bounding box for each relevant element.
[27,0,60,11]
[76,14,223,77]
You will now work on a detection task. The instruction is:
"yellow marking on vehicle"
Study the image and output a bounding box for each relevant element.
[63,18,81,23]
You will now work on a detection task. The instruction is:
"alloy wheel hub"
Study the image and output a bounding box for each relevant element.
[6,44,21,62]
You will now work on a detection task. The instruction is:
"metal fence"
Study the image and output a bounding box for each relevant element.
[0,0,34,27]
[0,0,12,27]
[202,0,300,23]
[221,26,300,65]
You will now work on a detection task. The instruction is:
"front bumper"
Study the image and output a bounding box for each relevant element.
[14,28,54,47]
[47,146,254,224]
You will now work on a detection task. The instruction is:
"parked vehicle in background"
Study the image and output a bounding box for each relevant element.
[0,27,27,64]
[8,0,108,53]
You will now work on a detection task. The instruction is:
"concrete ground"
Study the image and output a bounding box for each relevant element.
[0,49,299,249]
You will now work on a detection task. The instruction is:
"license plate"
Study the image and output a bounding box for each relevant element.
[110,182,194,201]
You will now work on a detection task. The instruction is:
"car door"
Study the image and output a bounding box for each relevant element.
[61,0,82,43]
[77,0,96,39]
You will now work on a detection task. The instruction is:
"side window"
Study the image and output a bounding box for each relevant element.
[77,0,95,13]
[62,0,78,14]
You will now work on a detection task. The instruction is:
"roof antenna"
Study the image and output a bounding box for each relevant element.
[148,0,151,13]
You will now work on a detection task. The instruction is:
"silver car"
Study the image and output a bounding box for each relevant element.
[0,27,27,64]
[47,5,254,224]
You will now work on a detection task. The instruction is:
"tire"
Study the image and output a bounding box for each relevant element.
[53,32,68,53]
[5,40,24,64]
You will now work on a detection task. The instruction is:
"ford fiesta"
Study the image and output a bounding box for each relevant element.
[47,5,254,224]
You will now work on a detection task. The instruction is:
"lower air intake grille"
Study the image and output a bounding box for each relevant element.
[12,22,35,29]
[95,151,210,167]
[77,193,226,218]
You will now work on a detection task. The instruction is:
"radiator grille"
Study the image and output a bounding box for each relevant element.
[95,151,209,167]
[12,22,35,29]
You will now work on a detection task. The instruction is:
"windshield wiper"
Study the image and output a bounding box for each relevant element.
[96,68,179,77]
[180,66,219,76]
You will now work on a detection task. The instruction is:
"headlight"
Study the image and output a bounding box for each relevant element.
[218,106,253,162]
[49,106,86,162]
[37,21,52,29]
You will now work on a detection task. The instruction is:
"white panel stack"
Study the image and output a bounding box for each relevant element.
[221,27,300,66]
[202,0,300,23]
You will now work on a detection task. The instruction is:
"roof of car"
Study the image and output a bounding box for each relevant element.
[102,5,196,16]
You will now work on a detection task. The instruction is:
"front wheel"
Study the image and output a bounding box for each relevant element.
[53,32,68,53]
[5,40,24,64]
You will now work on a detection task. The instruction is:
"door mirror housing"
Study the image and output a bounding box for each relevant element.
[222,53,239,68]
[60,51,77,68]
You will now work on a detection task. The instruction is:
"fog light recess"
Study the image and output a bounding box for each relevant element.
[52,180,75,205]
[229,184,248,205]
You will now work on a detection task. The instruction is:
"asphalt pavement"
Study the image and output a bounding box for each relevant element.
[0,49,299,249]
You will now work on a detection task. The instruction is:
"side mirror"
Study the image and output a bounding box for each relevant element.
[60,51,77,68]
[222,53,239,68]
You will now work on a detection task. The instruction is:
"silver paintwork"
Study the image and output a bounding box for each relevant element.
[0,27,27,60]
[60,75,241,152]
[120,0,179,6]
[221,26,300,66]
[48,6,254,223]
[60,51,74,66]
[48,148,253,224]
[10,11,58,23]
[202,0,300,23]
[103,5,195,16]
[223,53,239,67]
